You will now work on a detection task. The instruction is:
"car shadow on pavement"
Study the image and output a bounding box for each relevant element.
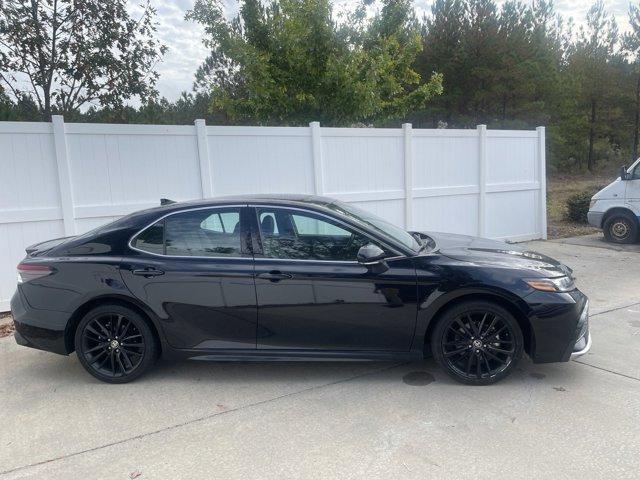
[11,348,582,391]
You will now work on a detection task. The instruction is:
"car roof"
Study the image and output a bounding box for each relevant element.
[137,194,338,217]
[96,194,340,233]
[68,193,414,257]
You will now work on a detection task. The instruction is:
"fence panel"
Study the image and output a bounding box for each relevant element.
[0,118,546,311]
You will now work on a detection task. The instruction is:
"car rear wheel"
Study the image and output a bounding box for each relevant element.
[603,212,638,244]
[431,300,524,385]
[74,304,158,383]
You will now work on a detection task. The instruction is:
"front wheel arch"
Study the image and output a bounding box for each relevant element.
[421,292,534,359]
[602,207,637,226]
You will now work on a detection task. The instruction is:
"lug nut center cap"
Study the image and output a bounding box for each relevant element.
[110,340,120,349]
[472,339,482,348]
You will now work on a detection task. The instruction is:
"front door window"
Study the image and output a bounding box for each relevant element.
[256,207,380,261]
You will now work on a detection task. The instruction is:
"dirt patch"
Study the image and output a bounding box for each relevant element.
[546,174,613,239]
[0,312,14,338]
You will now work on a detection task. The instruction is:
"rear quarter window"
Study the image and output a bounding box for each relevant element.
[132,221,164,255]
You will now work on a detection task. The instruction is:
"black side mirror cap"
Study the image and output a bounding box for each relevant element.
[357,244,386,264]
[357,244,389,273]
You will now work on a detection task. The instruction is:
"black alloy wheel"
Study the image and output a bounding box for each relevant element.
[431,301,523,385]
[75,304,158,383]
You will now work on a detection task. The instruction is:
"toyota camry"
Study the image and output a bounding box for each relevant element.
[11,195,591,384]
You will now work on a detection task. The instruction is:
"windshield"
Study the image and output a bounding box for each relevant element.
[326,201,421,252]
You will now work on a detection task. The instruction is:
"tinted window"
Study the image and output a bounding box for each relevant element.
[165,208,242,257]
[257,208,378,261]
[201,212,240,233]
[326,201,420,252]
[132,221,164,254]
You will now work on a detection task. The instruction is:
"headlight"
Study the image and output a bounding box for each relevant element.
[589,199,597,209]
[525,276,576,292]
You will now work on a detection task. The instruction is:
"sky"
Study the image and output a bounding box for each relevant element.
[147,0,633,101]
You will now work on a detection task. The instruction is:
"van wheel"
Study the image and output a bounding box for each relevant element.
[603,212,638,244]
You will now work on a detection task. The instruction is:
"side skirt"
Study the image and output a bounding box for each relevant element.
[172,348,415,363]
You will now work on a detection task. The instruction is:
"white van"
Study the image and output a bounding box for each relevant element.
[588,159,640,244]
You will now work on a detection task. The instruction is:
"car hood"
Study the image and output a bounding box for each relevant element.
[423,231,572,277]
[591,178,622,201]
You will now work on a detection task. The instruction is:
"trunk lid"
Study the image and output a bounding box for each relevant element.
[25,237,75,257]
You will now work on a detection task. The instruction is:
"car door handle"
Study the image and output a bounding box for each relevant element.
[257,271,293,282]
[132,267,165,277]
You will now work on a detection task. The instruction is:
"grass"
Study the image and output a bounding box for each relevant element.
[546,172,613,239]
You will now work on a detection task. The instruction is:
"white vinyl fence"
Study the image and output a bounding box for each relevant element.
[0,117,547,311]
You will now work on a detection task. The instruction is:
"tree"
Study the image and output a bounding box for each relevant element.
[186,0,442,126]
[0,0,167,120]
[416,0,469,125]
[624,2,640,161]
[566,1,619,171]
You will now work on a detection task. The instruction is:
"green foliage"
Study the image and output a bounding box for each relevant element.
[186,0,442,125]
[410,0,640,174]
[0,0,167,120]
[565,186,603,223]
[2,0,640,177]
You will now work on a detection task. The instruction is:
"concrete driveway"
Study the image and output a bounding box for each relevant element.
[1,238,639,479]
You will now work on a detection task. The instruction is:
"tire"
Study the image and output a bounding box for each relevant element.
[603,212,638,244]
[74,304,158,383]
[430,300,524,386]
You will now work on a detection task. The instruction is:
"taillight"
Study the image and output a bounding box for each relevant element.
[17,263,53,284]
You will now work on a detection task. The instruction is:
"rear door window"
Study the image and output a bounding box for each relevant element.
[130,208,244,257]
[165,208,242,257]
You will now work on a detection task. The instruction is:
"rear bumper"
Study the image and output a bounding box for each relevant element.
[587,211,604,228]
[11,288,70,355]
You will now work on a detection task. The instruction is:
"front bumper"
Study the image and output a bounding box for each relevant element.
[570,299,591,359]
[587,211,604,228]
[526,288,591,363]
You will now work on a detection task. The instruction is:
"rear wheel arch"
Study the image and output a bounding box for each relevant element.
[421,292,534,359]
[65,295,162,356]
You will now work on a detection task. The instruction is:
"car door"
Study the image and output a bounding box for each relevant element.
[121,206,258,350]
[251,205,418,352]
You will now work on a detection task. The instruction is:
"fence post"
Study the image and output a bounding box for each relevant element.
[52,115,76,235]
[537,126,547,240]
[195,119,213,198]
[310,121,324,195]
[403,123,413,229]
[477,124,487,238]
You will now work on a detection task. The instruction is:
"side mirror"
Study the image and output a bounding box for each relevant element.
[620,165,628,180]
[357,243,386,270]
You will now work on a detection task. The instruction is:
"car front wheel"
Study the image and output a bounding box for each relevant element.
[603,212,638,244]
[431,300,524,385]
[74,304,158,383]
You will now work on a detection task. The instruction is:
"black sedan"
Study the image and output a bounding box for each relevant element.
[11,195,591,385]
